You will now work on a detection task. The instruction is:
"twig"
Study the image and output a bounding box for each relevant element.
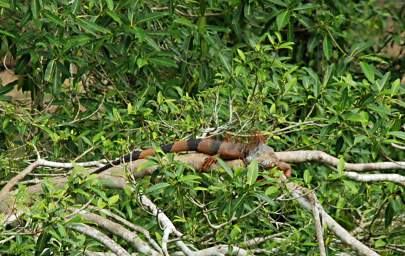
[240,233,285,247]
[203,202,266,230]
[173,245,250,256]
[391,143,405,150]
[68,223,130,256]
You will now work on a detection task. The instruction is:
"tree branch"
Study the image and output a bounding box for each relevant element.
[73,209,160,256]
[276,151,405,171]
[285,182,379,256]
[68,223,130,256]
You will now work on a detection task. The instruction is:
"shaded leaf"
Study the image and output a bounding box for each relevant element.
[276,10,290,30]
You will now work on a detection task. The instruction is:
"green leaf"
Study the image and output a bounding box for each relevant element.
[337,157,345,175]
[216,158,233,178]
[359,62,375,82]
[276,10,290,30]
[323,36,331,60]
[303,169,312,184]
[105,0,114,10]
[278,42,294,50]
[57,223,67,238]
[265,186,279,196]
[322,65,333,88]
[237,49,246,62]
[0,29,15,38]
[267,0,287,7]
[179,175,201,183]
[107,10,122,24]
[35,229,51,256]
[0,84,15,95]
[391,78,400,96]
[136,57,148,68]
[293,3,319,11]
[146,182,171,194]
[247,160,258,186]
[285,77,297,93]
[384,201,394,228]
[388,131,405,141]
[149,57,177,68]
[0,0,11,8]
[44,60,56,82]
[374,239,386,248]
[174,17,195,28]
[343,111,369,126]
[218,52,231,73]
[108,194,120,205]
[77,18,111,35]
[97,198,107,209]
[64,35,92,51]
[31,0,40,19]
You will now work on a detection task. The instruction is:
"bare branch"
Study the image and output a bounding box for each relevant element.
[391,143,405,150]
[162,228,172,255]
[0,161,40,202]
[0,159,105,203]
[174,245,250,256]
[344,172,405,186]
[276,150,405,171]
[240,233,285,247]
[285,182,379,256]
[310,193,326,256]
[73,210,160,256]
[68,223,130,256]
[90,207,163,254]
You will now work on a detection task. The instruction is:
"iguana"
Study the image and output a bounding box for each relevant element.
[92,138,291,177]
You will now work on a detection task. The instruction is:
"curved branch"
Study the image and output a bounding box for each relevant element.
[89,207,163,254]
[68,223,130,256]
[74,210,160,256]
[285,182,379,256]
[0,159,105,203]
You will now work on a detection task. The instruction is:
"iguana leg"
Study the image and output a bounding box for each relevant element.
[201,156,218,171]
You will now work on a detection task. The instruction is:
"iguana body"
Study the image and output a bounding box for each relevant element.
[93,139,291,177]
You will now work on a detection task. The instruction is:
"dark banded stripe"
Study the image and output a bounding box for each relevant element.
[161,143,174,153]
[187,139,202,151]
[130,150,141,161]
[209,140,221,155]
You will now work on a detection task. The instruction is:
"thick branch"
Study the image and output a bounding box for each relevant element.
[68,223,130,256]
[0,159,104,203]
[74,210,160,256]
[344,172,405,186]
[285,182,379,256]
[310,194,326,256]
[89,207,162,254]
[0,161,40,202]
[276,151,405,171]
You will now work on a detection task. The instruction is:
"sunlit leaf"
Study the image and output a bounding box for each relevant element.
[359,62,375,82]
[247,160,258,186]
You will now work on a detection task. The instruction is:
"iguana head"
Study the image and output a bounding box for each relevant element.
[245,143,291,177]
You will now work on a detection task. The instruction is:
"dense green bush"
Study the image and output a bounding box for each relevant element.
[0,0,404,255]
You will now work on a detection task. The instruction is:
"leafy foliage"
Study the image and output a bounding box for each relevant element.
[0,0,404,255]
